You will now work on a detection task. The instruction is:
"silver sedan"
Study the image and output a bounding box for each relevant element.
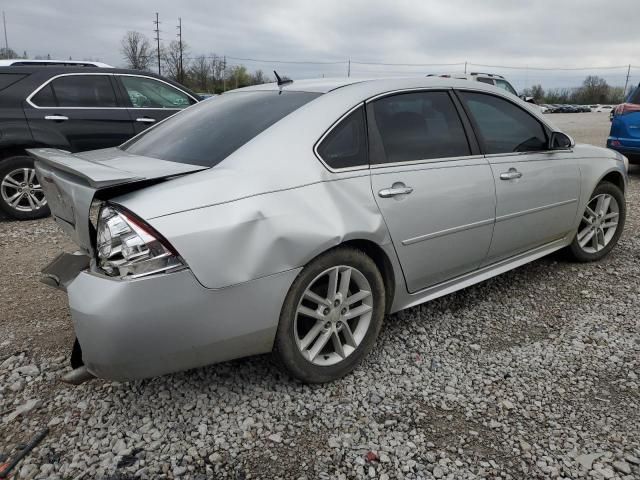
[32,76,628,384]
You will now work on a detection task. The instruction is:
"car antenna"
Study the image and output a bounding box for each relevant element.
[274,70,293,88]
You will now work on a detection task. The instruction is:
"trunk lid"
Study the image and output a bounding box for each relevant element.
[28,147,206,253]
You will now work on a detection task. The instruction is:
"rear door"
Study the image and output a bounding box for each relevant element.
[114,74,197,133]
[24,73,134,152]
[457,90,580,264]
[367,90,496,292]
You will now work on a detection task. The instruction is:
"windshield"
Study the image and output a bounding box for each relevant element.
[122,90,322,167]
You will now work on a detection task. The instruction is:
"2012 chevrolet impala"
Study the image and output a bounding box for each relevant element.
[31,76,628,384]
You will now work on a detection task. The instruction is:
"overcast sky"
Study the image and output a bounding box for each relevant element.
[5,0,640,89]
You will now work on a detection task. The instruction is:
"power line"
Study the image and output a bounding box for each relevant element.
[470,62,630,71]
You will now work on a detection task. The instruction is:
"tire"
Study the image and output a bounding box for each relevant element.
[0,155,50,220]
[567,181,625,262]
[274,247,386,383]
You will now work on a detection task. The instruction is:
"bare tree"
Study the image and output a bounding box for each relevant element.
[162,40,189,83]
[120,31,154,71]
[189,55,210,92]
[0,47,17,60]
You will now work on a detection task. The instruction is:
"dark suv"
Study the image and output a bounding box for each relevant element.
[0,67,201,219]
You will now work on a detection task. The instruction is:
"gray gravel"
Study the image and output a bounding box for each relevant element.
[1,113,639,479]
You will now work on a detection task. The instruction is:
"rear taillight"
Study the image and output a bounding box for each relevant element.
[614,103,640,116]
[96,204,185,279]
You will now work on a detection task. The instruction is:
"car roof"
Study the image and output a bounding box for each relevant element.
[0,66,159,75]
[0,59,113,67]
[230,76,513,95]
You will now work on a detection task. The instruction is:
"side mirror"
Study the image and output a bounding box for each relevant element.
[520,95,537,104]
[549,131,574,150]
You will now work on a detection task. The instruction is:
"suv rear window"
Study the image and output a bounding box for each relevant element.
[123,90,321,167]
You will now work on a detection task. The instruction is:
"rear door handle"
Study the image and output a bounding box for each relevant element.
[499,168,523,180]
[44,115,68,122]
[378,185,414,198]
[136,117,156,124]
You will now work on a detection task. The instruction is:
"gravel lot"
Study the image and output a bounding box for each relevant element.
[1,112,638,479]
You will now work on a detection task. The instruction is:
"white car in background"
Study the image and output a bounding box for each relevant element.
[593,104,613,113]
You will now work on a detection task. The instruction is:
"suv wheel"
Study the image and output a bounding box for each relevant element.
[0,155,50,220]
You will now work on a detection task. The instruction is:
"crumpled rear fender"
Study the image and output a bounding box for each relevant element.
[145,174,395,290]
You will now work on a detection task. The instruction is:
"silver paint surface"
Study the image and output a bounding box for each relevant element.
[33,77,627,380]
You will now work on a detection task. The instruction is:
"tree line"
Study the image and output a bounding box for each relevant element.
[120,31,270,93]
[522,76,628,105]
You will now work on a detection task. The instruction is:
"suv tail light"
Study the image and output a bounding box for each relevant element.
[614,103,640,116]
[96,204,185,279]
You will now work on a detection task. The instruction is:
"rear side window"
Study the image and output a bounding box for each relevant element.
[494,79,518,96]
[370,91,470,164]
[31,83,56,107]
[317,106,368,169]
[124,90,321,167]
[119,76,195,108]
[459,91,547,154]
[31,75,118,107]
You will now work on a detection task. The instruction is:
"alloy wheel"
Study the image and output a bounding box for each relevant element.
[1,167,47,212]
[294,265,373,366]
[576,193,619,254]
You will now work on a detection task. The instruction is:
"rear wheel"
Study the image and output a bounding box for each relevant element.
[0,155,50,220]
[568,181,625,262]
[274,247,385,383]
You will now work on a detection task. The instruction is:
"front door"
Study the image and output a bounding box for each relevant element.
[25,74,134,152]
[367,90,496,292]
[457,91,580,263]
[115,74,196,134]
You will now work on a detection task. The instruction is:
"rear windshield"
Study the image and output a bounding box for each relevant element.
[123,90,321,167]
[629,86,640,105]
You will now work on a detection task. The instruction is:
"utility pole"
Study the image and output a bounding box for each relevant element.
[347,58,350,77]
[464,61,467,74]
[624,64,631,98]
[176,17,183,83]
[2,11,8,53]
[223,55,226,92]
[153,12,161,75]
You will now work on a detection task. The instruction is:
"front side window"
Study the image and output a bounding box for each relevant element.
[494,79,518,96]
[120,76,194,108]
[42,75,118,107]
[370,91,470,164]
[124,90,321,167]
[459,91,547,154]
[317,106,367,169]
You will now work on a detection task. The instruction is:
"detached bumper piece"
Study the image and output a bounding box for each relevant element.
[40,252,90,291]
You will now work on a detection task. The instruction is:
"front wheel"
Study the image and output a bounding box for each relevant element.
[568,181,625,262]
[0,155,50,220]
[274,247,385,383]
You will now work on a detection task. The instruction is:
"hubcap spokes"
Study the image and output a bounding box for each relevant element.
[0,168,47,212]
[294,265,373,366]
[577,193,619,253]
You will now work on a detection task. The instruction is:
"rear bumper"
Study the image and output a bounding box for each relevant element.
[607,138,640,163]
[64,267,299,381]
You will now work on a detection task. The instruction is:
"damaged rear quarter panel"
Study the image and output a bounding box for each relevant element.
[146,174,393,289]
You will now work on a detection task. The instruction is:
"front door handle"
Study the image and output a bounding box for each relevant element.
[500,168,523,180]
[136,117,156,124]
[378,184,414,198]
[44,115,69,122]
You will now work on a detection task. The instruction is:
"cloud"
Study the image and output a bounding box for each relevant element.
[4,0,639,89]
